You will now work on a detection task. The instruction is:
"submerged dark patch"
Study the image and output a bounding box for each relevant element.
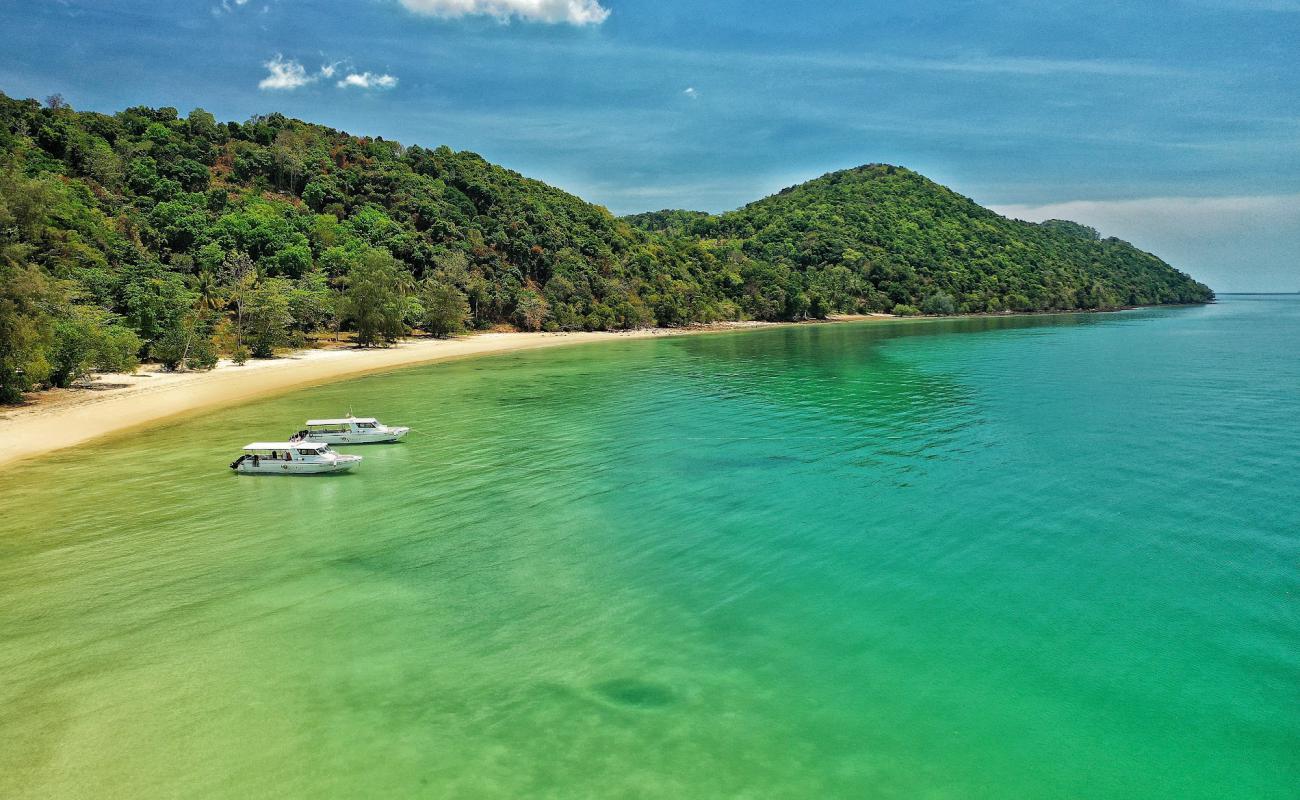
[592,678,675,709]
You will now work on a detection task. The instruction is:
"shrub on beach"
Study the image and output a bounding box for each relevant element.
[921,292,957,315]
[150,314,218,371]
[420,281,470,338]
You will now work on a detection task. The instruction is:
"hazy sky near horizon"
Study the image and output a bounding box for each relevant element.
[1,0,1296,291]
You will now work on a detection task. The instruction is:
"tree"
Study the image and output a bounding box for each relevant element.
[48,306,141,387]
[186,108,220,142]
[514,289,549,331]
[287,270,336,334]
[0,264,55,402]
[192,269,224,314]
[921,292,956,315]
[218,250,256,354]
[150,312,218,371]
[243,277,296,357]
[420,280,469,338]
[121,268,194,348]
[342,249,406,346]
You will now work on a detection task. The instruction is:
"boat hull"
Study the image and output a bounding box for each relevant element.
[233,455,361,475]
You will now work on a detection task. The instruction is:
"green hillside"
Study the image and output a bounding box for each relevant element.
[0,93,1211,401]
[627,165,1213,316]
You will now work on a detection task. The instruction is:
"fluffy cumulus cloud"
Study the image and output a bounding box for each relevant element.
[258,54,313,90]
[258,56,398,91]
[338,72,399,89]
[396,0,610,25]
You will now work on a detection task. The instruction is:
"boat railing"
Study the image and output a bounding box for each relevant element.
[239,453,306,464]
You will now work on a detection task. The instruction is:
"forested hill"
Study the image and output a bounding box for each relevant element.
[626,165,1213,315]
[1,93,1210,401]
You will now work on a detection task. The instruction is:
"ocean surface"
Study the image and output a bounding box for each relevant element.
[1,295,1297,798]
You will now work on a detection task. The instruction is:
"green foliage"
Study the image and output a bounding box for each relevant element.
[287,270,336,334]
[342,249,407,347]
[121,268,193,347]
[420,280,469,338]
[0,264,55,401]
[892,304,922,317]
[0,92,1214,402]
[629,165,1212,316]
[514,289,548,332]
[49,306,141,387]
[149,313,218,371]
[921,292,957,315]
[243,277,297,357]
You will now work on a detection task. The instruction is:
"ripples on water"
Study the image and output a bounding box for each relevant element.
[1,297,1297,798]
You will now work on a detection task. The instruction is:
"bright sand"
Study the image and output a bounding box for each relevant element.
[0,319,879,468]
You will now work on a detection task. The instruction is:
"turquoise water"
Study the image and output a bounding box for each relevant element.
[1,296,1297,798]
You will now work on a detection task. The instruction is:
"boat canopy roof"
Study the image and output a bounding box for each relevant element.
[306,417,378,426]
[244,442,326,451]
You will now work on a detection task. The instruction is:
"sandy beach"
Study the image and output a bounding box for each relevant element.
[0,318,882,468]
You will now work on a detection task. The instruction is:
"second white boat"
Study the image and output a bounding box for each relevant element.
[290,416,411,445]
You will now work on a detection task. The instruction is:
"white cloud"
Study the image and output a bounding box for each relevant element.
[338,72,399,89]
[256,55,397,91]
[683,87,698,100]
[396,0,610,25]
[258,54,314,90]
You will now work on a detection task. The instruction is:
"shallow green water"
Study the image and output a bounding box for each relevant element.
[2,296,1297,798]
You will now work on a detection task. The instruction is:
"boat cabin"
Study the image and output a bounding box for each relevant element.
[291,416,410,444]
[242,442,335,460]
[304,418,382,434]
[230,441,361,474]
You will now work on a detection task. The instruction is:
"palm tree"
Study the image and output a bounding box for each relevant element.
[193,269,224,314]
[395,269,417,299]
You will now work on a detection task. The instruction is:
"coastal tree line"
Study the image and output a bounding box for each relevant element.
[0,92,1212,402]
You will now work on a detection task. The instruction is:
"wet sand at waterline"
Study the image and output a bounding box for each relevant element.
[0,318,882,468]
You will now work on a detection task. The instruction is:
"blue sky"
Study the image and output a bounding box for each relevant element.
[1,0,1296,291]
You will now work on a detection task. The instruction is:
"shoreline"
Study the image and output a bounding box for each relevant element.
[0,316,885,468]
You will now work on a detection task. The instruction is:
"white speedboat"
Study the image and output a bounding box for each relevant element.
[290,416,410,445]
[230,442,362,475]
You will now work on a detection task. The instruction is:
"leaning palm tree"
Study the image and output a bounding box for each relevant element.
[395,269,417,299]
[192,269,225,314]
[174,269,227,372]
